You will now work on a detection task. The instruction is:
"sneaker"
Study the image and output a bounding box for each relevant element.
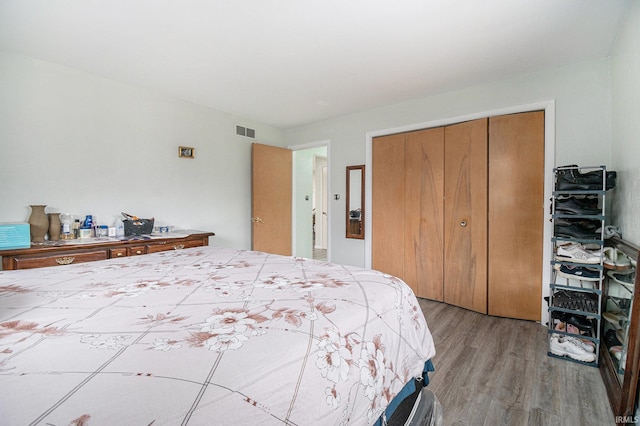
[550,335,596,362]
[555,264,601,281]
[556,243,602,264]
[607,270,636,287]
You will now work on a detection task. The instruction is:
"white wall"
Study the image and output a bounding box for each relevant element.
[0,51,286,249]
[611,0,640,246]
[285,59,613,268]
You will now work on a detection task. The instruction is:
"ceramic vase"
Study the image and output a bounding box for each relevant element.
[28,204,48,244]
[48,212,61,241]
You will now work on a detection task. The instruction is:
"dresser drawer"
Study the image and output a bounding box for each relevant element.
[128,246,147,256]
[12,249,109,270]
[110,248,128,259]
[0,231,214,270]
[146,239,205,254]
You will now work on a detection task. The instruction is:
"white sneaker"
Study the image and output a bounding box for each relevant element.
[550,335,596,362]
[567,336,595,353]
[556,243,602,264]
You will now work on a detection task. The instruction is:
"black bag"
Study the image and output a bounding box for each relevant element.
[123,218,154,236]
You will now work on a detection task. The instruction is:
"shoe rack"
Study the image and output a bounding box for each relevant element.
[547,165,611,367]
[599,237,640,423]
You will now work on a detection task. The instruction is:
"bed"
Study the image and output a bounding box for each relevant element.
[0,246,436,425]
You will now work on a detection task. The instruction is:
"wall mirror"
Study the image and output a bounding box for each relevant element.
[346,165,365,239]
[600,236,640,419]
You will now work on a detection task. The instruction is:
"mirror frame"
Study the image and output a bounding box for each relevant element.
[346,165,365,239]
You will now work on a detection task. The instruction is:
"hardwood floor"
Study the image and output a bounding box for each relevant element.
[418,298,614,426]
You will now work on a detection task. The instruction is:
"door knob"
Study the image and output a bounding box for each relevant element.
[460,221,467,227]
[251,217,264,223]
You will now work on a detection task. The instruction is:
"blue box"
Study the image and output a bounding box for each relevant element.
[0,223,31,250]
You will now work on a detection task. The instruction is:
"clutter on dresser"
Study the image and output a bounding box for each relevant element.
[547,165,617,367]
[7,205,168,247]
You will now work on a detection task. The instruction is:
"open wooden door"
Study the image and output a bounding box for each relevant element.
[488,111,544,320]
[251,143,292,255]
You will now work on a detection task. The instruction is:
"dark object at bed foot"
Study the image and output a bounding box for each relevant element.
[388,387,443,425]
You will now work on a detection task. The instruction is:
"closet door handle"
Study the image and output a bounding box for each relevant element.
[460,221,467,227]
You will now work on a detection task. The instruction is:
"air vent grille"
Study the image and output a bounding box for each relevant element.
[236,125,256,139]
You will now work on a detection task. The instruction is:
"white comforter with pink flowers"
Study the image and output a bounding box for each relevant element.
[0,246,435,425]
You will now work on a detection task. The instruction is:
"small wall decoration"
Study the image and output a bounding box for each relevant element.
[178,146,195,158]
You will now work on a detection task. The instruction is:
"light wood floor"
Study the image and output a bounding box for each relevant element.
[418,298,615,426]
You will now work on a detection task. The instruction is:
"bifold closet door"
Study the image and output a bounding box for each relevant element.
[372,133,405,282]
[404,128,445,300]
[443,119,488,314]
[488,111,544,321]
[372,128,445,300]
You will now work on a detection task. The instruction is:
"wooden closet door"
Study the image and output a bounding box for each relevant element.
[372,133,406,281]
[488,111,544,320]
[443,119,488,314]
[404,128,445,300]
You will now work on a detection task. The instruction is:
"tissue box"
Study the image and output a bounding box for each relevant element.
[0,223,31,249]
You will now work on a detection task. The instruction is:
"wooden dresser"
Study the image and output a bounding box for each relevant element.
[0,231,214,270]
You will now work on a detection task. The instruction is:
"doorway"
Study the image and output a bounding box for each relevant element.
[291,143,329,261]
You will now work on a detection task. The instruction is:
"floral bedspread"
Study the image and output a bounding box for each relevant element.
[0,246,435,425]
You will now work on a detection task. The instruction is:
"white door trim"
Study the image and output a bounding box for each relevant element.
[364,100,555,324]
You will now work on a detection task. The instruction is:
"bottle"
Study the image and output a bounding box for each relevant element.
[73,219,80,239]
[82,215,94,238]
[83,215,93,229]
[115,218,125,238]
[60,213,73,240]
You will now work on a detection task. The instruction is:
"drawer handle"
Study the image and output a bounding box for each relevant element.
[173,244,185,250]
[135,250,143,255]
[55,256,75,265]
[116,252,124,257]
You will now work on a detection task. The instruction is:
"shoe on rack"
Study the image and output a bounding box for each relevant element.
[550,334,597,362]
[551,311,594,332]
[553,223,602,240]
[566,314,594,332]
[607,269,636,287]
[556,243,603,264]
[603,311,626,330]
[555,197,601,215]
[556,165,617,190]
[551,290,598,313]
[555,264,601,281]
[610,346,623,361]
[605,329,622,347]
[554,222,601,239]
[616,329,627,345]
[603,247,633,271]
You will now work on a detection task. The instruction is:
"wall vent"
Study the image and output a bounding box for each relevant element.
[236,125,256,139]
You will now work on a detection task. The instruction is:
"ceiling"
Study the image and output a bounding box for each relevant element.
[0,0,631,129]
